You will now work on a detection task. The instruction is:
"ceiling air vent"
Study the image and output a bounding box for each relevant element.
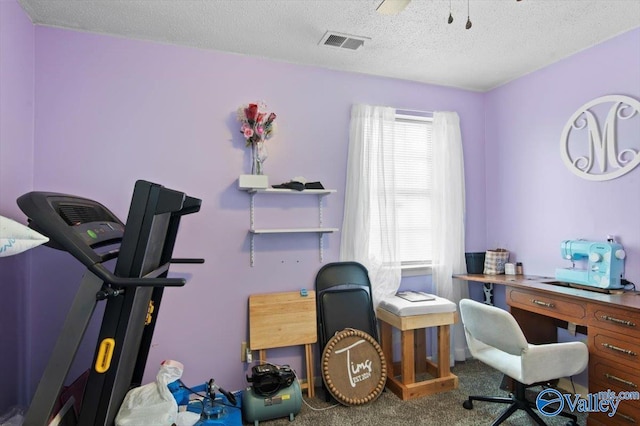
[319,31,369,51]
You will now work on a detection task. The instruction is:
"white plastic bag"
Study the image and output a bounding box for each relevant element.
[115,360,184,426]
[175,411,200,426]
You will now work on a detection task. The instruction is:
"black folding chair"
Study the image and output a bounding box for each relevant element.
[315,261,379,400]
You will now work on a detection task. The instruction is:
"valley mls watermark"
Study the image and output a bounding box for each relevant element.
[536,388,640,418]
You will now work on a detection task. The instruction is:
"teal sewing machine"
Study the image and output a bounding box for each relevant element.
[555,239,626,290]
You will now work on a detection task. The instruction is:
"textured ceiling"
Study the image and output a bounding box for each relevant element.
[17,0,640,92]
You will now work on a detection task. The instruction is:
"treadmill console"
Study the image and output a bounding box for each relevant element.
[73,221,124,247]
[17,192,125,266]
[54,200,124,247]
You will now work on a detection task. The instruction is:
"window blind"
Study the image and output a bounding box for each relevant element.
[393,116,433,264]
[368,114,433,266]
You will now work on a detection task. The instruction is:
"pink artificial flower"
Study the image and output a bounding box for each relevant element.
[245,104,258,121]
[237,102,276,145]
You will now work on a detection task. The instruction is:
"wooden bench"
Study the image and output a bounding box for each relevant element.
[377,305,458,400]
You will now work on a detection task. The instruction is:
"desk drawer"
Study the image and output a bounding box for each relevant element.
[591,358,640,393]
[507,288,586,323]
[589,328,640,369]
[584,384,640,424]
[588,402,640,426]
[589,304,640,338]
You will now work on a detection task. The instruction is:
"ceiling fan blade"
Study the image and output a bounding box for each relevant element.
[376,0,411,15]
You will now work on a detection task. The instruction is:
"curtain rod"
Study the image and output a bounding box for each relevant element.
[395,107,434,115]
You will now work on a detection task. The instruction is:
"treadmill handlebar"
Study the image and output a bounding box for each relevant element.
[89,263,186,289]
[170,258,205,264]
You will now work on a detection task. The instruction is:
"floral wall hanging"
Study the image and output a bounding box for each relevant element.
[237,102,277,175]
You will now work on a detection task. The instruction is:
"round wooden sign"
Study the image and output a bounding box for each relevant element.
[321,329,387,406]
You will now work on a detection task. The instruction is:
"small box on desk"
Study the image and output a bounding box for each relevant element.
[238,175,269,189]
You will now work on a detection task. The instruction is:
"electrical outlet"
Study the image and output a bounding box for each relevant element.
[241,341,247,362]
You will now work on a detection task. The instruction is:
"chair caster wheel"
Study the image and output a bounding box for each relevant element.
[462,400,473,410]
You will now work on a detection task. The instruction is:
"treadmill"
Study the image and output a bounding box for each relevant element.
[17,180,202,426]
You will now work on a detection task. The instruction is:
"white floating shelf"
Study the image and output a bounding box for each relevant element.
[250,228,339,234]
[241,184,338,266]
[244,188,336,195]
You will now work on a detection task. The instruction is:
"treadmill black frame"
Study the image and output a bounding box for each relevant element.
[21,180,201,426]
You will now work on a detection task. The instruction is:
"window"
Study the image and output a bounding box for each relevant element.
[346,105,434,277]
[367,112,433,274]
[378,113,433,274]
[393,114,433,271]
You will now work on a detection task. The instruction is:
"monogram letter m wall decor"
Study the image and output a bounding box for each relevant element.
[560,95,640,181]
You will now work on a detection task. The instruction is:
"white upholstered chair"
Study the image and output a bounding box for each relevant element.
[459,298,588,426]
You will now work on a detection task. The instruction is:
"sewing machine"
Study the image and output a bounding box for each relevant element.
[555,239,626,289]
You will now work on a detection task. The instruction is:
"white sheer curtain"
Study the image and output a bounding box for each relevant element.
[340,104,402,308]
[431,111,469,362]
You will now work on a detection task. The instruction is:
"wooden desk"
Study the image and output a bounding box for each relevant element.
[456,274,640,426]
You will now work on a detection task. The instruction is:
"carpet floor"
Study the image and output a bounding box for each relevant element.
[258,359,586,426]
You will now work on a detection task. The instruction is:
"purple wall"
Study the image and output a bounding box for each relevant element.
[484,28,640,309]
[25,24,485,396]
[3,0,637,411]
[0,0,35,410]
